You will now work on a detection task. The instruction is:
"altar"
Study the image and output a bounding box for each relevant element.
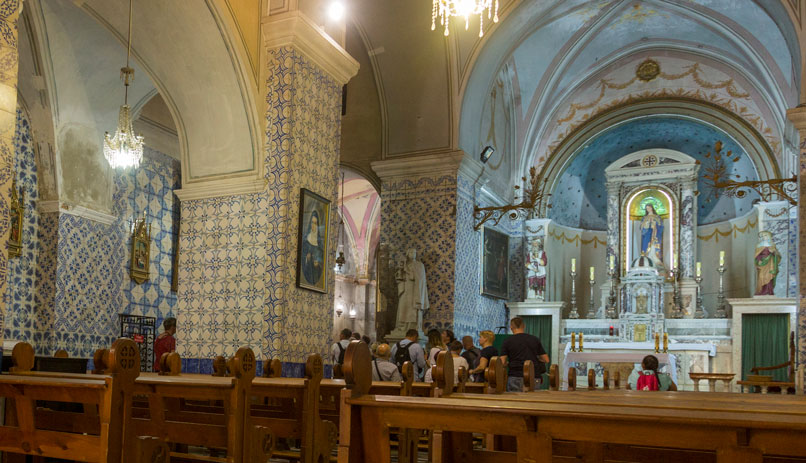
[511,148,797,392]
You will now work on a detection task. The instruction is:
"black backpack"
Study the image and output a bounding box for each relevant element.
[335,342,346,365]
[393,341,414,372]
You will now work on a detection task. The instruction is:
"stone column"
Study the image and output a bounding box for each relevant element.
[786,106,806,365]
[0,0,22,347]
[678,176,698,317]
[605,183,621,272]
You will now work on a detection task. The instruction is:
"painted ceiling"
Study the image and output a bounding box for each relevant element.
[548,116,760,230]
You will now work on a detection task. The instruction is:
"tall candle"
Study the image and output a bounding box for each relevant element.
[579,332,584,351]
[590,266,595,281]
[571,258,576,273]
[663,332,668,353]
[570,332,576,352]
[719,251,725,266]
[609,255,615,270]
[654,332,660,353]
[696,262,702,277]
[672,255,677,270]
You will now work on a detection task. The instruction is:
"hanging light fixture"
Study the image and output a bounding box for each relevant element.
[335,172,346,271]
[335,294,345,318]
[103,0,144,169]
[432,0,499,37]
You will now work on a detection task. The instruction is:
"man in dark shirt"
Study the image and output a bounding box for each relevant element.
[460,336,480,370]
[500,317,549,392]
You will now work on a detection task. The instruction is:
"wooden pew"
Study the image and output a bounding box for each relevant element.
[128,346,274,462]
[0,339,169,463]
[338,341,806,463]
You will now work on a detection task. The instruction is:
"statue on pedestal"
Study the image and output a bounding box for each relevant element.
[754,231,781,296]
[526,237,547,300]
[391,249,429,335]
[640,204,664,266]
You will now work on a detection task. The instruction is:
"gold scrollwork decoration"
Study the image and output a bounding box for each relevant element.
[700,141,797,206]
[473,166,551,231]
[697,217,757,242]
[636,59,660,82]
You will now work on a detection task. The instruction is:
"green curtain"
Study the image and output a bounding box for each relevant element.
[524,316,552,390]
[741,314,789,381]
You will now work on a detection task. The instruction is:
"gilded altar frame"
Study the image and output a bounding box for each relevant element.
[8,177,23,259]
[130,216,151,284]
[620,184,678,275]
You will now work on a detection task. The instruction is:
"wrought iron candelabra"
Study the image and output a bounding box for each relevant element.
[568,269,579,319]
[587,277,596,319]
[715,264,728,318]
[605,267,618,319]
[694,274,705,319]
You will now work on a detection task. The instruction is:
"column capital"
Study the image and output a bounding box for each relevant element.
[262,11,359,85]
[371,150,466,182]
[787,106,806,132]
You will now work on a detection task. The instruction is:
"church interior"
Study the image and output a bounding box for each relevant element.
[0,0,805,461]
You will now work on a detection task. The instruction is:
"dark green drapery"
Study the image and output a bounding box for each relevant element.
[492,316,552,389]
[741,313,789,381]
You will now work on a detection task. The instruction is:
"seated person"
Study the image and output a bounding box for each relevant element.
[372,343,403,382]
[424,341,469,383]
[468,330,497,382]
[627,355,678,391]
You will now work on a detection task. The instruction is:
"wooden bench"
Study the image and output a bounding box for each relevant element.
[337,340,806,463]
[690,372,735,392]
[0,339,169,463]
[127,347,274,462]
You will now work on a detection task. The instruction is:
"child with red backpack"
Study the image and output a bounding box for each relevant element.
[628,355,677,391]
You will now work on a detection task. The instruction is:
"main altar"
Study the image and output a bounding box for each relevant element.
[511,149,797,391]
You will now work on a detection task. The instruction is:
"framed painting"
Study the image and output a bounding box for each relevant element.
[482,227,509,299]
[130,216,151,284]
[296,188,331,293]
[8,177,23,259]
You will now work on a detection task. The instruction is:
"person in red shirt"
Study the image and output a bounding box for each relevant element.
[153,317,177,372]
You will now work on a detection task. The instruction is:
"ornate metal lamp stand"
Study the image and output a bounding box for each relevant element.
[715,264,728,318]
[694,274,705,319]
[587,276,596,319]
[670,268,684,318]
[568,269,579,319]
[605,267,618,319]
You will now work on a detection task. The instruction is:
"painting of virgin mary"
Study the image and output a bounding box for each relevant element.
[297,188,330,293]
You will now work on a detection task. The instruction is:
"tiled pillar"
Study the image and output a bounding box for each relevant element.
[605,183,620,273]
[0,0,22,348]
[175,11,357,375]
[786,106,806,364]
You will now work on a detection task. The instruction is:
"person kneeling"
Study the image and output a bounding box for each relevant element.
[627,355,677,391]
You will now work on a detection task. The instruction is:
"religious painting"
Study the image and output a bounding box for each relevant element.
[626,188,673,271]
[482,227,509,299]
[296,188,330,293]
[8,177,23,259]
[130,216,151,284]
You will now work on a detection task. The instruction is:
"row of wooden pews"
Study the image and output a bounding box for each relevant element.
[338,341,806,463]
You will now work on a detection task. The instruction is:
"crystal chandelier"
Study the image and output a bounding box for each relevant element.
[103,0,144,169]
[432,0,499,37]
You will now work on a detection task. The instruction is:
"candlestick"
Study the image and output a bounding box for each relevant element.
[694,273,705,319]
[719,251,725,266]
[663,332,668,353]
[570,332,576,352]
[605,264,618,319]
[587,273,597,319]
[670,267,684,319]
[696,261,702,278]
[716,262,728,318]
[569,266,579,319]
[579,332,584,352]
[654,332,660,353]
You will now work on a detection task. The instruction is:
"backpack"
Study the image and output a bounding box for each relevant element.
[636,371,660,391]
[335,342,346,365]
[394,341,414,372]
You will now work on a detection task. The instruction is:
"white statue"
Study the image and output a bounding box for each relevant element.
[525,237,547,300]
[393,248,429,334]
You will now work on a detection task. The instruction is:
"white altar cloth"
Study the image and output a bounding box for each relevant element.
[563,342,717,357]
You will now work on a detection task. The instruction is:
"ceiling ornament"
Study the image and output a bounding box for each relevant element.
[103,0,144,169]
[432,0,498,37]
[635,59,660,82]
[700,140,796,206]
[473,166,549,230]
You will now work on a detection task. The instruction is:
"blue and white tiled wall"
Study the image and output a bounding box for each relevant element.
[176,47,340,377]
[4,103,181,358]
